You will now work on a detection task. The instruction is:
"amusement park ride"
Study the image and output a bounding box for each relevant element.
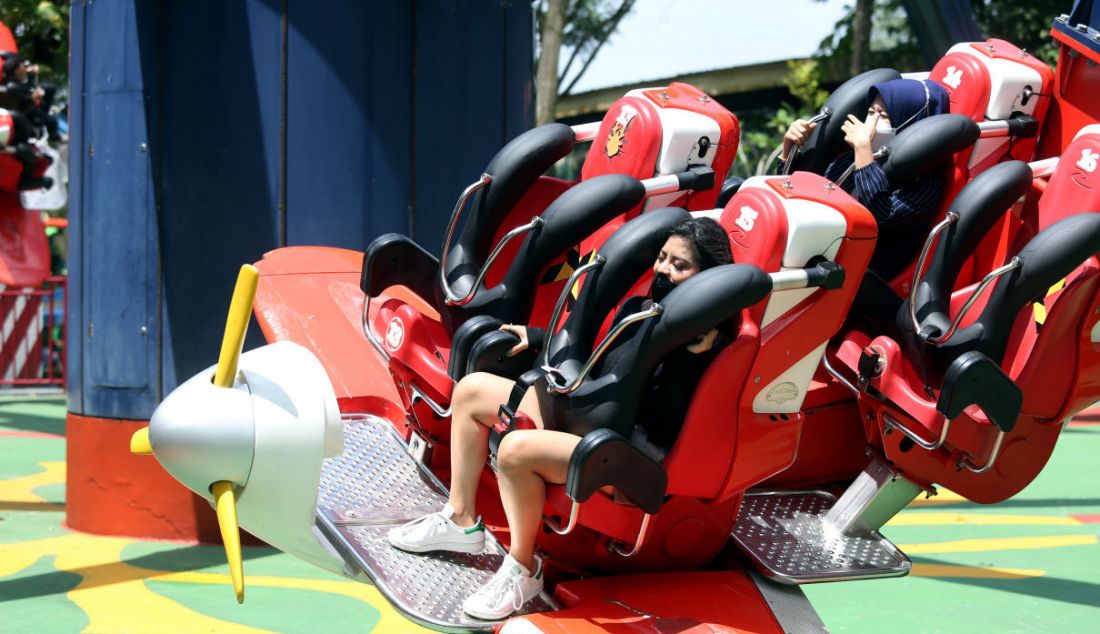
[128,5,1100,632]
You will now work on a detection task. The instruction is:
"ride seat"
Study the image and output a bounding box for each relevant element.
[492,172,875,568]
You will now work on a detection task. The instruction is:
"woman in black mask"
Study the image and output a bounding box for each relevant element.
[388,217,734,619]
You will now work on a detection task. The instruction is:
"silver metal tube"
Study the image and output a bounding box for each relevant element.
[544,500,580,535]
[442,216,544,306]
[958,430,1006,474]
[908,213,959,334]
[924,256,1021,344]
[571,121,601,142]
[1028,157,1060,179]
[541,255,605,368]
[769,269,812,292]
[438,173,491,302]
[782,107,831,176]
[545,304,663,394]
[821,353,860,396]
[609,513,654,557]
[977,120,1012,137]
[882,412,953,451]
[361,295,390,362]
[409,384,452,418]
[834,146,889,188]
[642,174,682,196]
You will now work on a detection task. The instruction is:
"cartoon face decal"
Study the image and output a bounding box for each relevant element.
[384,316,405,352]
[605,105,638,159]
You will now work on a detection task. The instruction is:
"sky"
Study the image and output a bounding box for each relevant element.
[567,0,852,93]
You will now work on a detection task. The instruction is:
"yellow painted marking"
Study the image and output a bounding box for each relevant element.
[908,488,967,506]
[1033,277,1067,325]
[889,513,1082,527]
[911,563,1046,579]
[0,531,425,633]
[553,261,575,283]
[0,460,65,502]
[901,534,1097,554]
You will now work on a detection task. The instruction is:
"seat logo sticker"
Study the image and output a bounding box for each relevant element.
[765,382,799,405]
[735,206,759,232]
[385,316,405,352]
[1077,149,1098,173]
[605,105,638,159]
[943,66,963,89]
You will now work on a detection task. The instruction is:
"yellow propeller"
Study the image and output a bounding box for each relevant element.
[129,264,259,603]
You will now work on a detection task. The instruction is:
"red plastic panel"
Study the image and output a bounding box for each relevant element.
[1037,130,1100,231]
[580,96,663,181]
[0,192,50,288]
[720,183,788,325]
[528,570,784,633]
[930,51,991,121]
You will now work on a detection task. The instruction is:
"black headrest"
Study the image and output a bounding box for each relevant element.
[444,123,576,282]
[905,160,1033,336]
[880,114,981,186]
[916,213,1100,377]
[788,68,902,175]
[450,174,647,328]
[546,207,691,371]
[545,264,772,438]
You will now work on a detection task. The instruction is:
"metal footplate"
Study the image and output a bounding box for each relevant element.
[730,491,910,584]
[315,414,555,631]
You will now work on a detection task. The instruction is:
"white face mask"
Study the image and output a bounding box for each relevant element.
[870,120,895,153]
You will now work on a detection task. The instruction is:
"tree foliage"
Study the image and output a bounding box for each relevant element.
[0,0,69,83]
[970,0,1064,64]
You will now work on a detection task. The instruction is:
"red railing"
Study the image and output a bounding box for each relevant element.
[0,276,66,387]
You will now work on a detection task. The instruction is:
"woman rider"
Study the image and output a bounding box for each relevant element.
[782,78,951,281]
[387,217,735,619]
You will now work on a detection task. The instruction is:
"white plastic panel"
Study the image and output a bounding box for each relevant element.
[780,198,845,268]
[653,107,721,175]
[948,43,1044,120]
[753,341,829,414]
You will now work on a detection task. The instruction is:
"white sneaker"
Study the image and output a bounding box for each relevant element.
[462,554,544,620]
[387,504,485,554]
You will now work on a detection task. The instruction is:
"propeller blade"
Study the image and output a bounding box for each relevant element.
[213,264,260,389]
[129,427,152,455]
[211,480,245,603]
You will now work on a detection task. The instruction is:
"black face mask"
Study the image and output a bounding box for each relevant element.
[650,273,676,303]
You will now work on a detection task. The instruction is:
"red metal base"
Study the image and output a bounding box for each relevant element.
[65,412,258,543]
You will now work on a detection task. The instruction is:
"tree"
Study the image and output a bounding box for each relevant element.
[534,0,636,124]
[0,1,69,84]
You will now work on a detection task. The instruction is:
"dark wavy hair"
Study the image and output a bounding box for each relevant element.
[667,217,733,271]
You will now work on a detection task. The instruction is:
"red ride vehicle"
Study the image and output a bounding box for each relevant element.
[131,9,1100,631]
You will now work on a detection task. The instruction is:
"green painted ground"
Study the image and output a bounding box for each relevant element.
[1,394,1098,632]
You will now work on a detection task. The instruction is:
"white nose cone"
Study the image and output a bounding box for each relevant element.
[150,365,256,497]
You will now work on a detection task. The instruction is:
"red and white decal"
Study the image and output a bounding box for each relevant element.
[384,316,405,352]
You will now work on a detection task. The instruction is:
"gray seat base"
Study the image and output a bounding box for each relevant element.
[315,414,555,631]
[731,491,910,585]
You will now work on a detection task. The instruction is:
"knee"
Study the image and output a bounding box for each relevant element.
[453,372,494,408]
[496,431,538,475]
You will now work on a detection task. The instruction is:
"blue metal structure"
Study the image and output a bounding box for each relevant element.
[67,0,533,419]
[1054,0,1100,55]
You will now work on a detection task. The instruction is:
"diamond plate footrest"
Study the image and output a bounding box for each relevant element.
[730,491,910,584]
[315,414,554,631]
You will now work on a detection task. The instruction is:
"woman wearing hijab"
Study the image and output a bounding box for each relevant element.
[781,78,952,281]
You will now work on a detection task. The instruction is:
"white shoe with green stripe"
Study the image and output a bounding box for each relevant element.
[387,504,485,554]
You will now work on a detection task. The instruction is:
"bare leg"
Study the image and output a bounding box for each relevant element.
[495,429,580,571]
[448,372,544,527]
